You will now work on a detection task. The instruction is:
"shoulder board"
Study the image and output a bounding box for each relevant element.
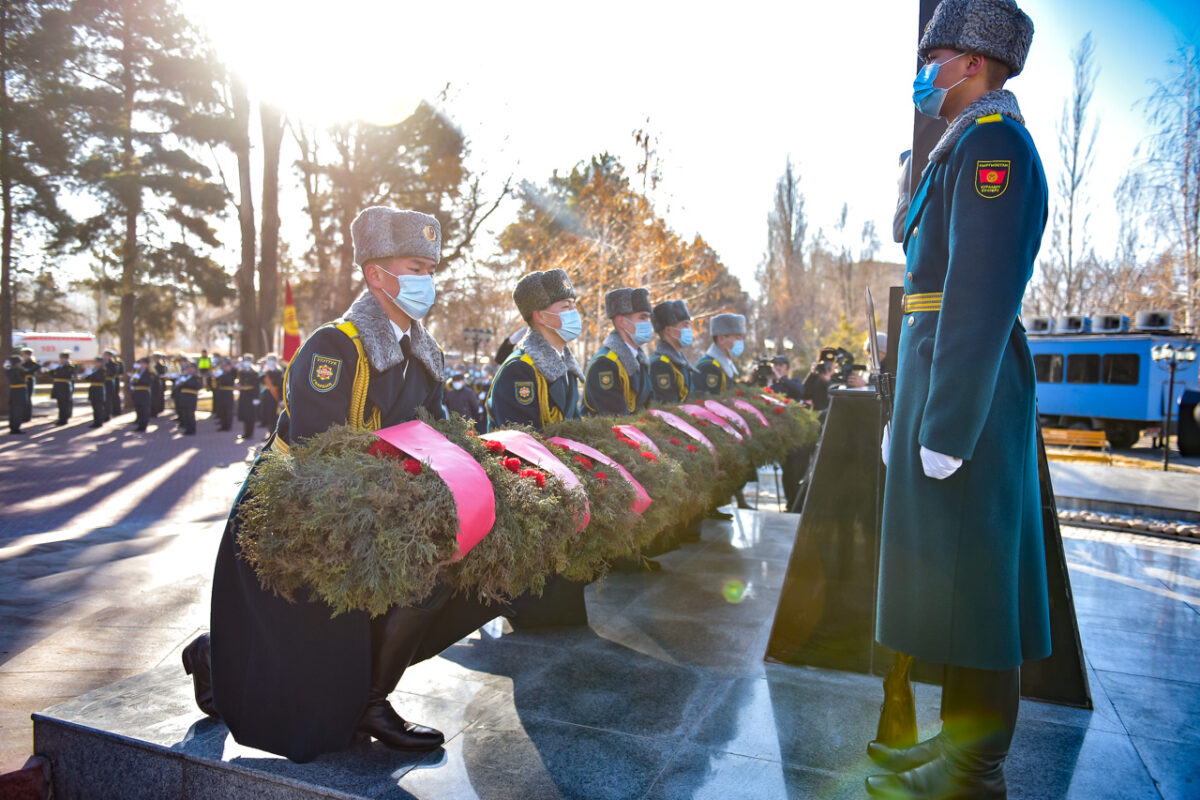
[976,114,1003,125]
[658,354,671,363]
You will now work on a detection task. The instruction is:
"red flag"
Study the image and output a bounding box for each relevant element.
[282,282,301,361]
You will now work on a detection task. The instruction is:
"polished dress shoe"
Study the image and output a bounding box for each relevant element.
[865,751,1006,800]
[868,734,943,772]
[181,634,219,717]
[355,701,444,751]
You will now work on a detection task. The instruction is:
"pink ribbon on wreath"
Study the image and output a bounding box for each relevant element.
[647,409,718,464]
[758,392,786,406]
[481,430,590,531]
[613,424,661,455]
[679,403,743,442]
[703,400,753,437]
[731,398,770,427]
[547,436,652,514]
[374,420,496,559]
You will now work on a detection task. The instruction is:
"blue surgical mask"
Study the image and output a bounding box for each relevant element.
[632,320,654,345]
[377,268,436,320]
[548,309,582,342]
[912,51,968,118]
[730,340,745,358]
[451,380,464,390]
[678,327,694,347]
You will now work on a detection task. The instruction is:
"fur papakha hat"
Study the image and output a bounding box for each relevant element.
[651,300,691,333]
[604,288,653,319]
[919,0,1034,77]
[513,269,576,322]
[709,313,747,337]
[351,207,441,266]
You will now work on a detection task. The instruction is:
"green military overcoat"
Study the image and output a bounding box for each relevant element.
[877,103,1053,670]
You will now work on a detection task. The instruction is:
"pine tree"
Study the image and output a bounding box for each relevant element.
[71,0,231,369]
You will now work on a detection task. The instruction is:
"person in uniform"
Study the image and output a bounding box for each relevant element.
[6,355,27,434]
[235,354,261,441]
[150,353,167,417]
[258,354,284,435]
[213,358,235,430]
[695,313,746,395]
[129,357,153,432]
[175,361,201,435]
[487,269,583,430]
[19,348,37,422]
[83,356,108,427]
[186,207,461,763]
[102,349,122,417]
[583,287,653,416]
[50,351,76,425]
[445,371,483,428]
[869,2,1049,798]
[768,356,806,401]
[649,299,695,404]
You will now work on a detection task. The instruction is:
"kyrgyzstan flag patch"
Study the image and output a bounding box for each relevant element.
[975,160,1011,198]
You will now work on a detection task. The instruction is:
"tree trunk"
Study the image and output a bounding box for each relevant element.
[231,75,257,356]
[0,2,11,416]
[293,123,333,321]
[258,102,283,353]
[118,14,137,401]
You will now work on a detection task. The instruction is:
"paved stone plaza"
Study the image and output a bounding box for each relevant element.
[2,397,1198,798]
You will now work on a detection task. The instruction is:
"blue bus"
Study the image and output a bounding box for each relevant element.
[1027,326,1199,449]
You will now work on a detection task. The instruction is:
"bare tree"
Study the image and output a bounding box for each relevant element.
[755,159,808,346]
[1031,32,1099,318]
[1141,42,1200,332]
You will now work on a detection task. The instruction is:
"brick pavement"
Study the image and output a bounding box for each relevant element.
[0,392,263,771]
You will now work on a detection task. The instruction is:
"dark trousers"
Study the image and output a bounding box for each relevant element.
[107,381,121,415]
[8,389,26,432]
[243,418,255,439]
[91,395,107,426]
[56,393,72,424]
[133,398,150,431]
[180,406,196,434]
[23,385,32,421]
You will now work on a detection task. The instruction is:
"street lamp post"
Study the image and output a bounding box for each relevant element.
[1151,343,1198,472]
[463,327,493,367]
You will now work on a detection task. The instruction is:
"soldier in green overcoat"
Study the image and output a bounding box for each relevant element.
[869,2,1051,798]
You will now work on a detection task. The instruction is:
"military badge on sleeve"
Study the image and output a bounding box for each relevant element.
[599,372,614,390]
[656,373,671,390]
[975,160,1011,199]
[515,381,534,406]
[309,354,342,393]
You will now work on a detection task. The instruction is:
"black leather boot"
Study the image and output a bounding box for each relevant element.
[867,733,943,773]
[355,605,444,752]
[181,634,219,718]
[866,665,1018,800]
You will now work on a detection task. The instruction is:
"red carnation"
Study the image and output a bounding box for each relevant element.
[594,471,608,481]
[736,389,745,396]
[773,406,785,415]
[669,437,681,446]
[484,439,506,453]
[619,436,639,449]
[504,457,522,473]
[367,439,404,461]
[686,444,699,452]
[640,451,656,462]
[573,454,594,470]
[764,386,775,394]
[466,429,478,437]
[402,458,423,476]
[639,418,648,423]
[611,426,623,434]
[698,420,709,427]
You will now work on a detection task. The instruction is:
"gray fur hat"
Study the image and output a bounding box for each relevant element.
[605,287,652,319]
[919,0,1034,76]
[652,300,691,333]
[351,206,441,266]
[709,313,747,337]
[513,269,576,322]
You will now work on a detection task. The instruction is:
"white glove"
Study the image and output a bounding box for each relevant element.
[920,446,962,480]
[881,423,891,467]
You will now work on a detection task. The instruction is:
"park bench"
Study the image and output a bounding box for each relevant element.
[1041,427,1111,452]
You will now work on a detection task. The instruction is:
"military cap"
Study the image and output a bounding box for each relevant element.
[771,355,790,366]
[103,348,115,356]
[651,300,691,333]
[605,287,652,319]
[351,206,441,266]
[919,0,1034,77]
[710,313,747,336]
[513,269,576,321]
[20,347,33,355]
[59,350,72,358]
